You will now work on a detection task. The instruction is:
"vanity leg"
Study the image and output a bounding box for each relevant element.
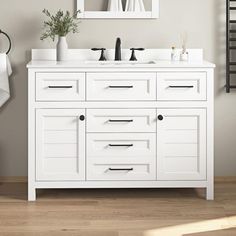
[206,185,214,200]
[28,187,36,201]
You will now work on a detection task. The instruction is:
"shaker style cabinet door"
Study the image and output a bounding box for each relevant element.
[35,109,85,181]
[157,109,207,181]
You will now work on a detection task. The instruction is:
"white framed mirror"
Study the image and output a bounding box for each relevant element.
[77,0,159,19]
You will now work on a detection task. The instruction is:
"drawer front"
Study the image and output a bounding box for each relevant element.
[87,133,156,158]
[87,159,156,181]
[87,109,156,133]
[86,73,156,101]
[36,72,85,101]
[157,72,207,101]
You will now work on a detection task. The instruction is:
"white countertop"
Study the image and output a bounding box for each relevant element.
[27,60,215,69]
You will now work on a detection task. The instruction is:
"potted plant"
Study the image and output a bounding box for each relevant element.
[40,9,80,61]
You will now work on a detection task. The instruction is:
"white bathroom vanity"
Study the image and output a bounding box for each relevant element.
[27,49,215,201]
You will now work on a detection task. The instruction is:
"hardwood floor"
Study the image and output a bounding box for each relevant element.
[0,182,235,236]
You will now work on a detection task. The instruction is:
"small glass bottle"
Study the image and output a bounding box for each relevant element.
[180,46,189,61]
[171,47,179,61]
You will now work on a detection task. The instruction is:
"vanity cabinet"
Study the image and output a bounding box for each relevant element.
[28,64,214,201]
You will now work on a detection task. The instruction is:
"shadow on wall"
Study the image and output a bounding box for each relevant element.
[215,0,226,96]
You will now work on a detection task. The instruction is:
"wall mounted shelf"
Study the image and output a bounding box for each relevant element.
[77,0,159,19]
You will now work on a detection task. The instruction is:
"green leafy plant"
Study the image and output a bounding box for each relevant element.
[40,9,80,41]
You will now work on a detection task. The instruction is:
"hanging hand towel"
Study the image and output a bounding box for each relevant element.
[0,53,12,108]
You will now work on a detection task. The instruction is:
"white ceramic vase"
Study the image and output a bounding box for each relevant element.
[107,0,123,12]
[56,36,68,61]
[125,0,145,12]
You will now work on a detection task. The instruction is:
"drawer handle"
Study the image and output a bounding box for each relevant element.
[48,86,73,89]
[108,168,134,171]
[108,86,133,89]
[108,119,133,123]
[108,144,133,147]
[168,85,194,88]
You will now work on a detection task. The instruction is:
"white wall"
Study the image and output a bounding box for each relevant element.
[0,0,234,176]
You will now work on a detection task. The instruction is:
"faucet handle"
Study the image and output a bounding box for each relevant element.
[130,48,145,61]
[91,48,107,61]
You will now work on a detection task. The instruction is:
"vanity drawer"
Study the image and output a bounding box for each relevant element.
[87,109,156,133]
[156,72,207,101]
[86,72,156,101]
[87,159,156,181]
[87,133,156,158]
[36,72,85,101]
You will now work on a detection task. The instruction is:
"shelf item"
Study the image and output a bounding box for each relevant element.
[107,0,123,12]
[77,0,159,19]
[125,0,145,12]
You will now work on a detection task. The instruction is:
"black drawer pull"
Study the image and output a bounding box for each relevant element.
[48,86,73,89]
[108,86,133,89]
[108,168,134,171]
[108,119,133,123]
[108,144,133,147]
[168,85,194,88]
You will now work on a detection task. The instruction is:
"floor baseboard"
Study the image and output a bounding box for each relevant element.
[0,176,236,184]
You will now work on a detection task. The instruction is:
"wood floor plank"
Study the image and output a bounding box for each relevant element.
[0,183,235,236]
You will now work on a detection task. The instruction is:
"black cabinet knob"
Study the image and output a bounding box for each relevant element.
[79,115,85,121]
[158,115,164,121]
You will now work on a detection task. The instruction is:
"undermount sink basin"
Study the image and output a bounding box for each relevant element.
[85,60,156,65]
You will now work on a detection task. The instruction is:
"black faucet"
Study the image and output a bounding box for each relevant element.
[115,38,121,61]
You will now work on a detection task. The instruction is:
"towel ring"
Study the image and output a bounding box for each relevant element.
[0,29,11,54]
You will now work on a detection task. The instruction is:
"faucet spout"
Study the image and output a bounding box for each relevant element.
[115,38,121,61]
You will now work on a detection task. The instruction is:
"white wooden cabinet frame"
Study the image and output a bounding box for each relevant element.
[28,68,214,201]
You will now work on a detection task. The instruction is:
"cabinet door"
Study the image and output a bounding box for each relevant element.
[36,109,85,181]
[157,109,206,181]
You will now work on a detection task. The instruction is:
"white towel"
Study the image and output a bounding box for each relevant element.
[0,53,12,108]
[108,0,123,12]
[126,0,145,12]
